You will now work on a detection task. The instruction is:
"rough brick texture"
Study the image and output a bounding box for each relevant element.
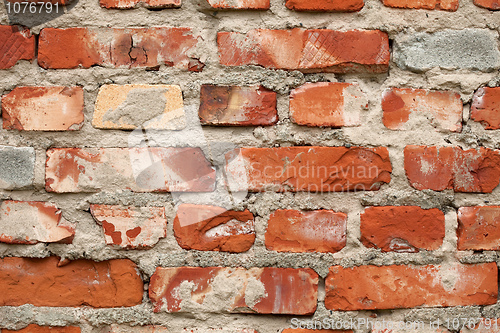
[0,146,35,190]
[325,263,498,310]
[404,145,500,192]
[173,204,255,252]
[360,206,445,252]
[218,29,389,73]
[265,209,347,253]
[45,147,215,193]
[382,0,459,11]
[2,87,84,131]
[289,82,367,127]
[149,267,318,314]
[457,206,500,250]
[0,200,75,244]
[199,85,277,126]
[382,88,462,132]
[474,0,500,9]
[38,28,201,70]
[1,325,81,332]
[285,0,363,11]
[93,84,185,130]
[100,0,181,8]
[0,257,143,307]
[206,0,269,9]
[0,25,35,69]
[90,204,167,249]
[225,146,392,192]
[471,87,500,129]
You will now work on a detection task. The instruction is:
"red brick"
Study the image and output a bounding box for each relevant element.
[360,206,445,252]
[100,0,180,8]
[0,25,35,69]
[265,209,346,253]
[404,145,500,192]
[325,263,498,310]
[461,319,500,332]
[206,0,269,9]
[45,147,215,193]
[218,29,389,73]
[289,82,367,127]
[0,257,143,307]
[382,0,458,10]
[2,87,84,131]
[474,0,500,9]
[173,204,255,252]
[90,205,167,249]
[199,85,277,126]
[285,0,363,11]
[1,325,80,333]
[283,330,352,333]
[0,200,75,244]
[38,28,201,70]
[471,87,500,129]
[149,267,318,314]
[225,146,392,192]
[382,88,462,132]
[457,206,500,250]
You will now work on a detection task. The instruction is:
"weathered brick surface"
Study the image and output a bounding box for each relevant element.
[0,25,35,69]
[360,206,445,252]
[1,325,81,332]
[283,330,352,333]
[457,206,500,250]
[285,0,363,11]
[474,0,500,9]
[149,267,318,314]
[206,0,269,9]
[100,0,181,8]
[382,88,462,132]
[45,147,215,193]
[2,87,84,131]
[93,85,185,130]
[218,29,389,73]
[265,209,347,253]
[0,257,143,307]
[173,204,255,252]
[90,204,167,249]
[225,146,392,192]
[0,146,35,190]
[382,0,458,11]
[325,263,498,310]
[199,85,277,126]
[471,87,500,129]
[0,200,75,244]
[404,145,500,192]
[38,28,201,70]
[289,82,367,127]
[394,29,500,72]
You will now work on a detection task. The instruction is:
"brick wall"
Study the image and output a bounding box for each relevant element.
[1,0,500,332]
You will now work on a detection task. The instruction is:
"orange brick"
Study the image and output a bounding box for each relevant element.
[382,0,458,10]
[173,204,255,252]
[149,267,318,314]
[1,325,80,333]
[225,146,392,192]
[0,25,35,69]
[0,257,143,307]
[474,0,500,9]
[290,82,367,127]
[360,206,445,252]
[100,0,180,8]
[218,29,389,73]
[404,145,500,192]
[265,209,346,253]
[471,87,500,129]
[325,263,498,310]
[285,0,363,11]
[458,206,500,250]
[382,88,462,132]
[206,0,269,9]
[2,87,84,131]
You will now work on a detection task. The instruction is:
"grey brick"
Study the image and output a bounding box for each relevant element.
[0,146,35,189]
[393,29,500,72]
